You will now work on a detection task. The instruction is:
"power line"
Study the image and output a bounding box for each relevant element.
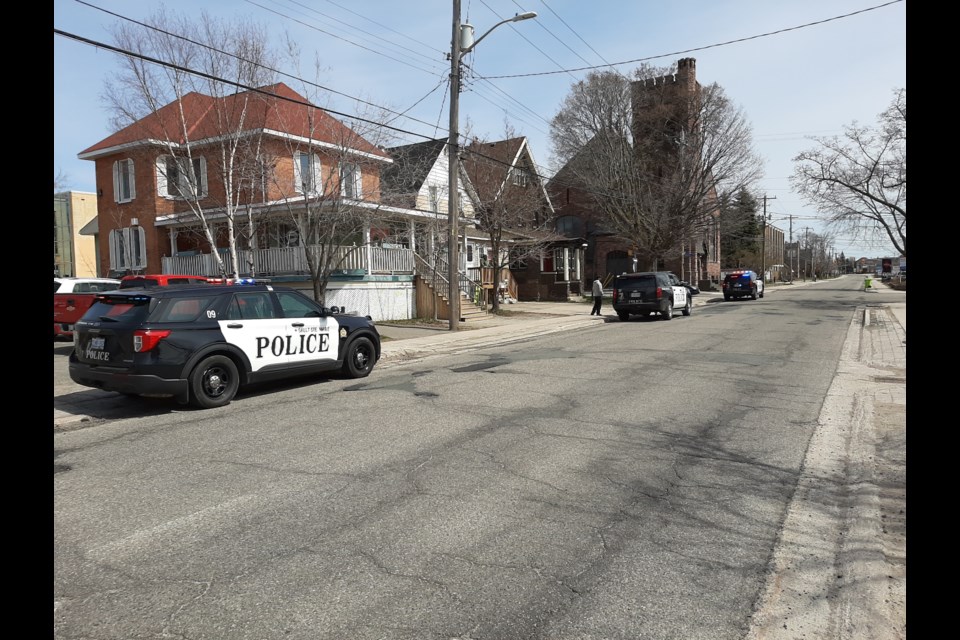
[69,0,448,135]
[53,27,441,142]
[481,0,904,80]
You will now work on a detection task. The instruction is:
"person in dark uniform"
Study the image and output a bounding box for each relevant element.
[590,277,604,316]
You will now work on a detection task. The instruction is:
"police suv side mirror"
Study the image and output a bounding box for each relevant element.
[329,306,340,314]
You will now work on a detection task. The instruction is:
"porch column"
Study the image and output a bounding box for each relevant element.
[364,222,372,275]
[408,219,416,253]
[168,228,178,256]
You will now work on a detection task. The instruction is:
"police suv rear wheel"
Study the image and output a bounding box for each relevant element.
[662,300,673,320]
[189,355,240,409]
[342,337,375,378]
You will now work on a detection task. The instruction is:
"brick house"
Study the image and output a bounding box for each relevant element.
[548,58,722,289]
[78,83,431,320]
[462,136,587,302]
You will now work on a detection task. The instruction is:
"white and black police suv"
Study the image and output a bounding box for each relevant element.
[69,281,381,409]
[611,271,695,321]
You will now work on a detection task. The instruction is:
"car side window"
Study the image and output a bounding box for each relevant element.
[230,292,278,320]
[277,290,322,318]
[151,296,213,322]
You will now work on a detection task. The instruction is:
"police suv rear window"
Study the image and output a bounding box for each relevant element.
[83,295,153,325]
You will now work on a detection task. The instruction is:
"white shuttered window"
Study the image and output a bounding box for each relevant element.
[113,159,136,203]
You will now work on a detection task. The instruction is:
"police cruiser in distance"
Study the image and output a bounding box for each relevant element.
[69,281,380,409]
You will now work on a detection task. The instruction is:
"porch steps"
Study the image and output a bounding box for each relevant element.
[416,275,489,322]
[458,292,488,322]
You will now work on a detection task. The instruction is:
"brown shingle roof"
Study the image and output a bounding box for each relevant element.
[79,83,388,160]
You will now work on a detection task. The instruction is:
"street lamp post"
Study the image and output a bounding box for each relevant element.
[447,2,536,331]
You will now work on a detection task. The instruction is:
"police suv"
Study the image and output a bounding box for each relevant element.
[69,281,381,409]
[721,270,764,301]
[611,271,694,321]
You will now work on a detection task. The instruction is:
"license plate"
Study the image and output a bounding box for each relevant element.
[89,337,105,350]
[630,292,643,298]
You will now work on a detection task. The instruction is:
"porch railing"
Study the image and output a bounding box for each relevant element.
[161,244,414,278]
[414,253,486,310]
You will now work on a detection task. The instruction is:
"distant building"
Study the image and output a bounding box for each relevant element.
[54,191,101,277]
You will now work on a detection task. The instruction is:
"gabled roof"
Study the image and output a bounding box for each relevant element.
[381,138,449,197]
[462,136,526,203]
[79,83,389,161]
[463,136,554,214]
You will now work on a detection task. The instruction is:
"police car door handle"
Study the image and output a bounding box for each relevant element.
[226,323,244,329]
[290,322,305,327]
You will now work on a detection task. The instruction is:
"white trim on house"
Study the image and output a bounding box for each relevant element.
[80,130,393,164]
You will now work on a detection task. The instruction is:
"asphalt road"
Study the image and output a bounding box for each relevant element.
[54,277,905,639]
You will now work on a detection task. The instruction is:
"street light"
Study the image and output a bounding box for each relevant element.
[447,3,536,330]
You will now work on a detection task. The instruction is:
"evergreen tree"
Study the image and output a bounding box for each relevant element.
[719,188,761,269]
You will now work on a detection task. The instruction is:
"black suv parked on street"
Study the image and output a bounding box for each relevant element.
[69,282,381,409]
[611,271,696,321]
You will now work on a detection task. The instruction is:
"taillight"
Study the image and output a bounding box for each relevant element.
[612,288,618,303]
[655,286,663,299]
[133,329,171,352]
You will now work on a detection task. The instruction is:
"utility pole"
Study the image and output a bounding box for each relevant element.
[788,214,796,281]
[446,0,463,331]
[761,195,775,283]
[446,3,536,331]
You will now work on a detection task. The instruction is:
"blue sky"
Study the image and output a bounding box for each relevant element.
[54,0,906,259]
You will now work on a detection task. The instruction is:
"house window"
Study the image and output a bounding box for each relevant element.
[108,226,147,272]
[340,162,361,199]
[509,247,527,270]
[512,168,529,187]
[157,156,207,199]
[553,248,567,276]
[466,244,474,263]
[113,159,136,203]
[294,151,321,194]
[554,215,583,237]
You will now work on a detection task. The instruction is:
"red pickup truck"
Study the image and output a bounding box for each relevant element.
[53,277,122,340]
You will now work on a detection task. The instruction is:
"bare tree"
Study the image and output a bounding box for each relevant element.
[54,169,68,193]
[463,134,556,313]
[104,7,278,277]
[792,88,906,257]
[550,64,762,270]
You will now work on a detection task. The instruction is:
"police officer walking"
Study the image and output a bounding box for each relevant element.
[591,277,604,316]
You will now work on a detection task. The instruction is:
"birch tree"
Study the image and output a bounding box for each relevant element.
[268,46,397,304]
[792,88,906,257]
[104,7,278,277]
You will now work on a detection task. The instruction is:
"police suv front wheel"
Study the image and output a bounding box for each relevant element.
[189,355,240,409]
[342,337,375,378]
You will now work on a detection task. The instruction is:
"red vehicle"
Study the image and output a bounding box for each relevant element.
[119,274,215,289]
[54,277,122,340]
